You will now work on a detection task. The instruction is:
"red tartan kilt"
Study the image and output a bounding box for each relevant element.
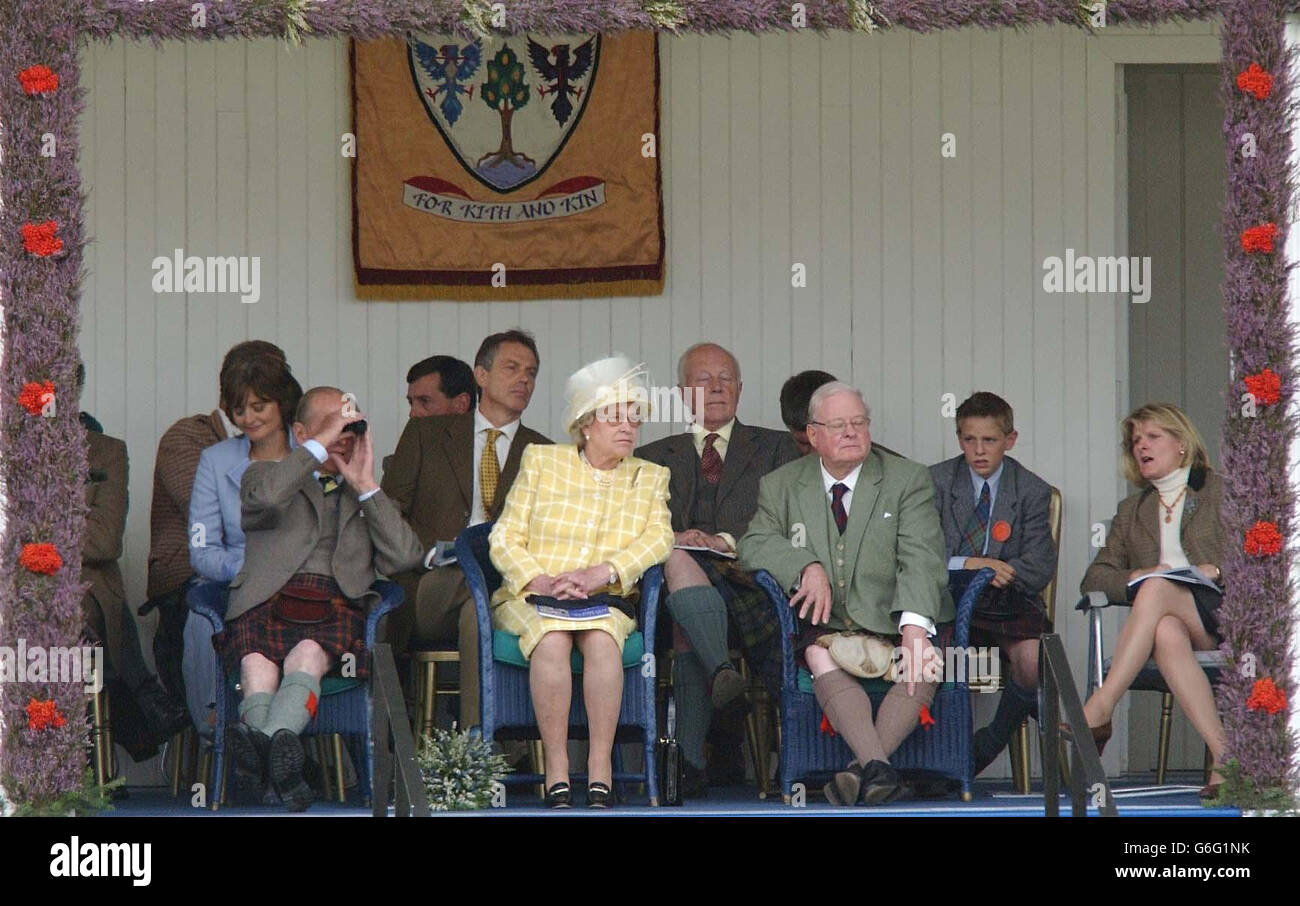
[214,577,369,679]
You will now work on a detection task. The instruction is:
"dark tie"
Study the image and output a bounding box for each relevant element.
[830,482,849,534]
[957,481,991,557]
[700,433,722,485]
[318,474,340,496]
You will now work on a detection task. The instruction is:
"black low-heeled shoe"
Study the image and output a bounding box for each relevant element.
[587,781,613,809]
[544,782,572,809]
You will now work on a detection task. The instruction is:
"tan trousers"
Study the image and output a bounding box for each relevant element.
[391,566,480,731]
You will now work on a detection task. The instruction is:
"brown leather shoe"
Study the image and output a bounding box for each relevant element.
[1059,720,1112,757]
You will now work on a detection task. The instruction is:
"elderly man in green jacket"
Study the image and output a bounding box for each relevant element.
[738,382,952,806]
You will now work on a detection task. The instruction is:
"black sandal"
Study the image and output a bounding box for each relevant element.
[587,781,613,809]
[544,782,572,809]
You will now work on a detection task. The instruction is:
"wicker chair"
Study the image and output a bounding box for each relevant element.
[455,521,662,805]
[754,567,993,803]
[186,578,405,809]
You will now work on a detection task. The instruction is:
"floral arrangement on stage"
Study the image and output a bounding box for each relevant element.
[0,0,1293,812]
[417,728,512,811]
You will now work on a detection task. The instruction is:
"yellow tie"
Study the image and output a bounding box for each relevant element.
[480,428,503,513]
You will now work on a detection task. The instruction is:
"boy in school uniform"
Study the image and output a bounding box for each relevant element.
[929,392,1058,774]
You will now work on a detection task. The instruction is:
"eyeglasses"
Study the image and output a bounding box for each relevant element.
[808,417,870,435]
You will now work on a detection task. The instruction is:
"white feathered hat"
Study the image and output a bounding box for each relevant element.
[562,354,651,432]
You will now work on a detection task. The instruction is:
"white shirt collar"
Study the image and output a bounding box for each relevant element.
[475,407,520,441]
[967,461,1005,500]
[690,417,736,443]
[820,460,864,495]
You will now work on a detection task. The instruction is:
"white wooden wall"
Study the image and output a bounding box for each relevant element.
[79,20,1220,775]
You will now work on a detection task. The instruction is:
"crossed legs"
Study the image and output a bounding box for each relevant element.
[529,629,624,790]
[1082,578,1224,781]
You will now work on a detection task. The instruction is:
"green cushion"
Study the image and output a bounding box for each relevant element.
[795,667,955,695]
[493,630,644,673]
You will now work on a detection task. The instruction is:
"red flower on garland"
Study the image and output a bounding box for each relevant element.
[18,64,59,95]
[1236,62,1273,100]
[18,542,61,575]
[17,380,54,416]
[1244,368,1282,406]
[819,713,836,737]
[1246,677,1287,715]
[21,220,63,257]
[26,698,67,731]
[919,705,935,730]
[1244,521,1283,557]
[1241,223,1277,254]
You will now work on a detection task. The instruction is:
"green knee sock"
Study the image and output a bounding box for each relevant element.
[262,672,322,736]
[666,586,731,675]
[238,692,274,730]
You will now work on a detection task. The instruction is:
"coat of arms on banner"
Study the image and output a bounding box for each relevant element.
[352,32,663,300]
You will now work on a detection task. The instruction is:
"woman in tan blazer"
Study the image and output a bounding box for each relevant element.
[489,355,673,807]
[1080,403,1226,795]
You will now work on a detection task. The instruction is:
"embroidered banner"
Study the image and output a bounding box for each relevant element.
[352,32,664,300]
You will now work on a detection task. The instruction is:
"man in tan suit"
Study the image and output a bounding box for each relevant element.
[221,387,423,810]
[382,330,551,731]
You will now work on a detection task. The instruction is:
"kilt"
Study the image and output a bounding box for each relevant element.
[793,619,958,676]
[213,573,369,679]
[688,552,783,700]
[948,570,1051,646]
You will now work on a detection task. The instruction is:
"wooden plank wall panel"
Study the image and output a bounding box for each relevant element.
[74,24,1220,773]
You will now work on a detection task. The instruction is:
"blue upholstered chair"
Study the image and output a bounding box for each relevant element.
[455,522,663,805]
[753,567,994,803]
[186,578,405,809]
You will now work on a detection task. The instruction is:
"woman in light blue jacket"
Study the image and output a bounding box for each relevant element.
[185,356,301,737]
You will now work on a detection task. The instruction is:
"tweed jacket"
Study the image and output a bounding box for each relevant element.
[929,454,1058,597]
[738,446,953,636]
[488,444,674,604]
[226,446,425,622]
[148,410,228,599]
[84,428,130,667]
[634,419,800,541]
[382,411,551,551]
[1081,466,1225,603]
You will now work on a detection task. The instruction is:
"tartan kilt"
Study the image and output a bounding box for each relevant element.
[947,570,1052,645]
[689,552,783,701]
[213,573,369,679]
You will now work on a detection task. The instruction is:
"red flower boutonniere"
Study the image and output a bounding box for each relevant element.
[1241,223,1277,254]
[1236,62,1273,100]
[26,698,67,731]
[18,64,59,95]
[1244,521,1283,557]
[919,705,935,730]
[17,380,55,416]
[21,220,63,257]
[1244,368,1282,406]
[990,521,1012,544]
[19,542,62,575]
[1246,677,1287,715]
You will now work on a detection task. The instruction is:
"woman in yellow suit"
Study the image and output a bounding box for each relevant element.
[489,355,673,808]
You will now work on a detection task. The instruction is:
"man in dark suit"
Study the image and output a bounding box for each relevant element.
[636,342,799,794]
[381,330,551,731]
[929,392,1057,774]
[739,382,953,805]
[220,386,423,810]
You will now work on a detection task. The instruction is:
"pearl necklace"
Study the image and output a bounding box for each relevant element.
[580,450,615,486]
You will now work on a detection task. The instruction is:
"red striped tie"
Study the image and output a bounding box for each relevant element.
[701,433,722,484]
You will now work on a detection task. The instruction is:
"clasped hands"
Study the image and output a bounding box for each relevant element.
[962,556,1015,588]
[674,529,732,553]
[525,562,615,600]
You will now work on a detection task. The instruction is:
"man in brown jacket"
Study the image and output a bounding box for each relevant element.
[381,330,550,731]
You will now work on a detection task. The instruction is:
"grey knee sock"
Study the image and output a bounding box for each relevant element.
[239,691,274,730]
[673,652,710,769]
[262,672,321,736]
[666,586,730,675]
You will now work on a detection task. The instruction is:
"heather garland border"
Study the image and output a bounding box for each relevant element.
[1215,0,1297,808]
[0,0,1293,812]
